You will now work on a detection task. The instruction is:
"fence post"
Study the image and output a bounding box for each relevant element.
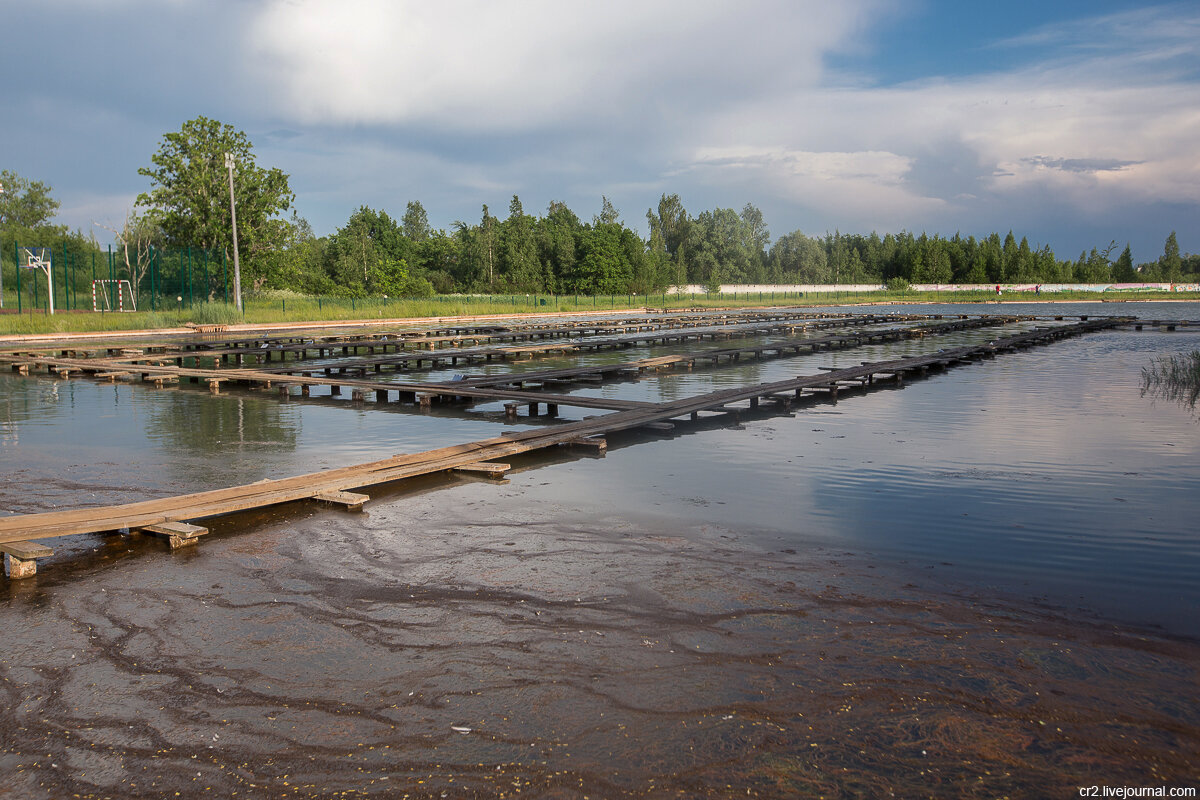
[223,249,228,304]
[150,246,156,310]
[15,242,21,314]
[187,246,193,307]
[61,243,69,311]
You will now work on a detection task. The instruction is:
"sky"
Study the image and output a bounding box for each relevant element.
[2,0,1197,263]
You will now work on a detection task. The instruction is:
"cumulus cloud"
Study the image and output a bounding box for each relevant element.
[247,0,890,128]
[665,4,1200,236]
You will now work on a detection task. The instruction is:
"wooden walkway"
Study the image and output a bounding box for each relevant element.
[0,316,1128,576]
[2,316,1016,417]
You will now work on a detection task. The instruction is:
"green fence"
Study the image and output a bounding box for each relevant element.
[4,244,231,314]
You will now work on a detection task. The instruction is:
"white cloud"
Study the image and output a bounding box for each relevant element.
[247,0,889,128]
[676,146,943,229]
[664,4,1200,233]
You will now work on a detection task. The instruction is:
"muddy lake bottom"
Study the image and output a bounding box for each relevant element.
[1,303,1198,797]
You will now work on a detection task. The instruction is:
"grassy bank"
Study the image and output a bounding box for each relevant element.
[2,289,1198,336]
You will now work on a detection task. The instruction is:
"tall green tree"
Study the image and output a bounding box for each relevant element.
[402,200,431,242]
[1112,244,1136,282]
[1160,231,1182,281]
[500,195,544,291]
[0,170,61,228]
[137,117,295,276]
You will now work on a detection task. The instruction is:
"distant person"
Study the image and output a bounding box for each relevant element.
[995,284,1002,296]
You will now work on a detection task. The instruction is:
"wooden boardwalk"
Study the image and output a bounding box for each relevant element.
[2,316,1016,417]
[0,316,1128,575]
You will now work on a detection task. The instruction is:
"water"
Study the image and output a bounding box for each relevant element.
[1,302,1197,797]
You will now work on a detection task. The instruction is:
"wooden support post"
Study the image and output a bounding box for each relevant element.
[376,389,388,403]
[749,396,759,409]
[207,378,224,394]
[301,384,311,397]
[141,521,209,550]
[546,403,559,417]
[528,402,539,416]
[505,403,519,419]
[352,389,365,403]
[419,393,434,409]
[1,541,54,579]
[331,384,341,395]
[314,490,369,511]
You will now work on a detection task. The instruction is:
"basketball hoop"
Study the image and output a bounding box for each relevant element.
[21,247,55,315]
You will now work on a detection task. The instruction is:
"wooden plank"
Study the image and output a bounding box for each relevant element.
[566,436,607,453]
[453,462,511,475]
[142,521,208,539]
[141,521,209,550]
[313,490,369,510]
[0,541,53,560]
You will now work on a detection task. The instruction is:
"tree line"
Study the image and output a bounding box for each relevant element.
[4,116,1198,304]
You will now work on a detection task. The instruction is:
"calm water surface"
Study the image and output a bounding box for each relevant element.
[0,302,1197,797]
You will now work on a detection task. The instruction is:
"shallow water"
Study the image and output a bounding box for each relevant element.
[0,303,1197,797]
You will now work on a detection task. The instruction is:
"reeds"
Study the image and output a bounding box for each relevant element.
[1142,350,1200,409]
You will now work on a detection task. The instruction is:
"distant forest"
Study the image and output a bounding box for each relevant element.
[4,162,1198,301]
[229,195,1200,296]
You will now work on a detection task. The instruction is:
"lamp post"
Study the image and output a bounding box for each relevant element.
[0,180,5,308]
[224,153,242,310]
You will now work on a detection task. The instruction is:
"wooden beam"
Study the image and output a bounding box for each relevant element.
[313,490,370,511]
[453,462,511,476]
[141,521,209,550]
[1,540,54,579]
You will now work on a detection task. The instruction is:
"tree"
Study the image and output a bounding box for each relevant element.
[594,196,620,226]
[0,170,60,228]
[402,201,431,242]
[137,117,295,278]
[1161,231,1182,281]
[500,195,543,292]
[94,208,164,296]
[1112,244,1136,282]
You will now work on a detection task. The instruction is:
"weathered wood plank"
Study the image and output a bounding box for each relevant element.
[453,462,512,475]
[313,490,370,510]
[0,541,53,560]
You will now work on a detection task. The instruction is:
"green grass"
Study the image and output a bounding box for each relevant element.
[2,289,1198,337]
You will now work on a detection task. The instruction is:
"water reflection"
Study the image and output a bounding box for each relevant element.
[143,391,299,486]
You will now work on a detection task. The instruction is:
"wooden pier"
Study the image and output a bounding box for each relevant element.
[2,316,1015,416]
[0,315,1128,577]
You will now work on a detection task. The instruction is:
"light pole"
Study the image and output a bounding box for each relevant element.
[224,153,242,310]
[0,180,5,308]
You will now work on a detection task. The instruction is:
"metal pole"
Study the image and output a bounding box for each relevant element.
[15,242,21,313]
[225,153,242,310]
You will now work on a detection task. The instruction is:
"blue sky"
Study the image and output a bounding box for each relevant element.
[2,0,1197,264]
